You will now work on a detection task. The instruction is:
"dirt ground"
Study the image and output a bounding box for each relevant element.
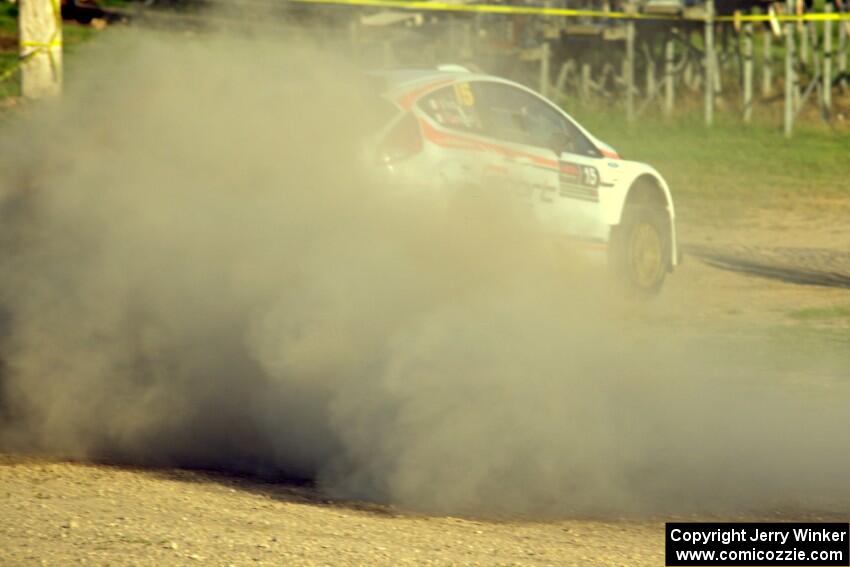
[1,207,848,567]
[664,204,850,324]
[1,455,670,567]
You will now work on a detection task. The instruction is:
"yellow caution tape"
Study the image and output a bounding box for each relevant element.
[716,12,850,22]
[288,0,675,19]
[20,40,63,48]
[288,0,850,22]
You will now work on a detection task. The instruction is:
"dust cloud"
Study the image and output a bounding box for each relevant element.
[0,27,847,518]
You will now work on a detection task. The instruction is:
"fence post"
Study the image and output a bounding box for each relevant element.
[704,0,715,126]
[540,40,551,98]
[664,35,675,117]
[839,7,847,90]
[823,3,833,116]
[625,20,635,122]
[784,0,795,138]
[646,47,657,101]
[762,24,773,97]
[800,18,809,65]
[581,61,591,102]
[743,17,754,123]
[683,56,692,87]
[462,22,473,59]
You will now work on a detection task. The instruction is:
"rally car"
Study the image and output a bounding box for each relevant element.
[369,65,678,294]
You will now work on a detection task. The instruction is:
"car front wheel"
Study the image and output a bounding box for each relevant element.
[610,203,671,295]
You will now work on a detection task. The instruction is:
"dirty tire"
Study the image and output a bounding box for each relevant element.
[610,203,670,296]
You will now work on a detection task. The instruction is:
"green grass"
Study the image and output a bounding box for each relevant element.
[562,102,850,222]
[0,51,19,98]
[63,23,98,50]
[676,322,850,390]
[768,324,850,368]
[788,304,850,322]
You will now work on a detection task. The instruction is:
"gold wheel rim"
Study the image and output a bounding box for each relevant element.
[629,223,663,289]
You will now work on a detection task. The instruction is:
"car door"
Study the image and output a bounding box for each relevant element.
[415,82,509,202]
[472,82,560,211]
[476,81,610,242]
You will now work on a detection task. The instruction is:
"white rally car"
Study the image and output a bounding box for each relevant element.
[370,66,678,294]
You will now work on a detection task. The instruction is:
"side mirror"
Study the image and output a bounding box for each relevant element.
[549,131,573,156]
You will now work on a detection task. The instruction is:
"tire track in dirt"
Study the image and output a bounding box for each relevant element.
[684,244,850,289]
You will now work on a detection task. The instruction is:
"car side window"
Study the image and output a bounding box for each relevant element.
[476,82,600,158]
[472,83,532,145]
[418,83,486,135]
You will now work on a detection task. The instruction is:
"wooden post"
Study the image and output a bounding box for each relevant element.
[839,9,847,90]
[762,25,773,97]
[581,61,591,102]
[555,60,573,94]
[743,18,754,123]
[704,0,715,126]
[792,15,801,112]
[625,20,635,122]
[645,47,657,101]
[712,35,723,96]
[540,40,551,98]
[784,0,795,138]
[824,3,833,115]
[462,22,473,59]
[664,36,675,117]
[348,20,359,50]
[19,0,63,99]
[800,19,809,65]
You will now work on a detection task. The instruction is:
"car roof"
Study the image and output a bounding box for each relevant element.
[369,68,502,98]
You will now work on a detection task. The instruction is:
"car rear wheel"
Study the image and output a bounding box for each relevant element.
[610,203,670,296]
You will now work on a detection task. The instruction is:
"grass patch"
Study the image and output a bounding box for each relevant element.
[63,23,98,50]
[788,304,850,322]
[675,323,850,389]
[0,52,19,99]
[565,103,850,222]
[767,324,850,365]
